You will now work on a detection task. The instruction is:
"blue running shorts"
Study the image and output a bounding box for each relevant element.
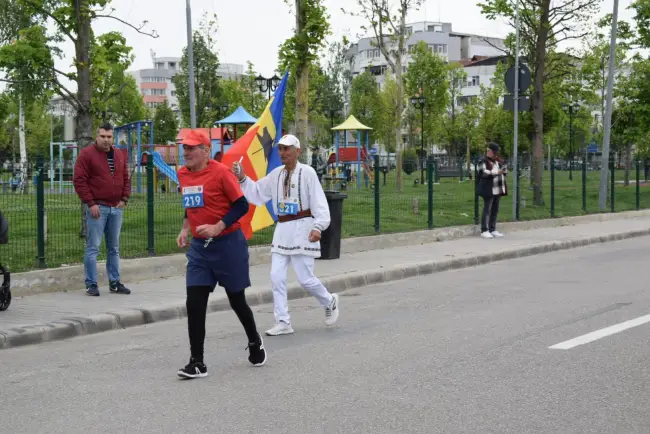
[185,229,251,292]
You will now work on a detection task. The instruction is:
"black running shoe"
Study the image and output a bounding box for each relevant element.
[109,281,131,295]
[246,334,267,367]
[177,357,208,379]
[86,284,100,296]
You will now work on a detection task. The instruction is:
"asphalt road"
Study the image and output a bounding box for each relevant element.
[2,237,650,434]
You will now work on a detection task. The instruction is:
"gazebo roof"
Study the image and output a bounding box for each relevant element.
[214,106,257,125]
[331,115,373,131]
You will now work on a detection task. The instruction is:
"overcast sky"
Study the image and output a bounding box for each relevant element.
[9,0,641,91]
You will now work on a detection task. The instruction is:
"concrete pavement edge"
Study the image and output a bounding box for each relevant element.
[1,226,649,351]
[11,209,650,297]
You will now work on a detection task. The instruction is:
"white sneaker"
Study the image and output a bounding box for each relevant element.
[491,231,504,238]
[324,293,340,326]
[265,322,294,336]
[481,231,494,239]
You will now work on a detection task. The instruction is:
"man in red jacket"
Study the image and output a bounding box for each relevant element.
[73,123,132,296]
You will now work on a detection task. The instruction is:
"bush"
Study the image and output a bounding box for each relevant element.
[402,149,418,175]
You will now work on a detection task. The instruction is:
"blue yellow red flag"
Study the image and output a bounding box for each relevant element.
[221,71,288,239]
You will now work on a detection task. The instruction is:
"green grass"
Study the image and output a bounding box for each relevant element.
[1,168,648,273]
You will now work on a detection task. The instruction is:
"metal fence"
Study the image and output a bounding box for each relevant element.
[1,154,649,273]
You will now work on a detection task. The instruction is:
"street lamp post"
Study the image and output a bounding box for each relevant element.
[256,74,281,99]
[409,86,426,185]
[329,108,340,146]
[563,101,580,181]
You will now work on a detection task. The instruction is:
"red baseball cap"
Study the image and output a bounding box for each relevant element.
[180,130,211,147]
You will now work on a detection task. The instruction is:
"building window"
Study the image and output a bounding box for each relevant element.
[472,76,480,86]
[171,90,177,97]
[429,44,448,55]
[142,89,167,96]
[366,65,387,76]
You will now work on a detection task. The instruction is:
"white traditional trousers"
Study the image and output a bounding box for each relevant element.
[270,253,333,324]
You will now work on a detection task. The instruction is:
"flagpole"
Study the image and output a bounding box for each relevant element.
[186,0,196,129]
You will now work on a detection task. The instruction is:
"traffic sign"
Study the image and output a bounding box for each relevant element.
[505,64,531,94]
[503,94,530,112]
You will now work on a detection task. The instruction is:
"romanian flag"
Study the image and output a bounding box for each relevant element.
[222,71,289,239]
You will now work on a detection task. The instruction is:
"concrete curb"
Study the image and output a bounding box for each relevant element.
[11,209,650,296]
[2,226,649,350]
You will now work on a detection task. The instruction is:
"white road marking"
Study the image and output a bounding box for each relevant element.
[549,313,650,350]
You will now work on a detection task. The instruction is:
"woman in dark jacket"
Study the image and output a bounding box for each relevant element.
[477,143,507,239]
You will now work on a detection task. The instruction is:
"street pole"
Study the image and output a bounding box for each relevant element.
[599,0,619,211]
[569,107,573,181]
[50,112,53,192]
[420,104,425,185]
[512,0,520,221]
[186,0,196,129]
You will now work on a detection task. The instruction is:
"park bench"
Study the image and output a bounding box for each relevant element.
[434,160,466,183]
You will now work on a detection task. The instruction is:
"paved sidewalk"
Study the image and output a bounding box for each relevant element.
[2,216,650,349]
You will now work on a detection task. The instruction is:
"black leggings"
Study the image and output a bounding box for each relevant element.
[186,286,259,362]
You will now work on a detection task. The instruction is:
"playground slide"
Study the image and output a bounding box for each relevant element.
[152,151,179,185]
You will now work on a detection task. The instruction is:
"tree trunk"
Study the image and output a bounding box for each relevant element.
[394,61,404,192]
[624,143,631,186]
[531,0,551,206]
[295,0,309,164]
[18,93,28,194]
[75,0,93,238]
[466,135,471,179]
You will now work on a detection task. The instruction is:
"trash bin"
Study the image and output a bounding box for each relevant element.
[319,191,348,260]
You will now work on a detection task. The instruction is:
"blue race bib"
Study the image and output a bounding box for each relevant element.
[278,200,298,216]
[182,186,205,208]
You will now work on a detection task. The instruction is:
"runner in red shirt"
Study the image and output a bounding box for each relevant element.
[175,130,266,379]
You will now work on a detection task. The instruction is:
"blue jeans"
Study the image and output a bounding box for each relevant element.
[84,204,123,287]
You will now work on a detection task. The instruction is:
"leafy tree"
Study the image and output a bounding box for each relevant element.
[349,72,384,135]
[581,21,632,117]
[347,0,424,191]
[215,62,267,119]
[173,14,222,129]
[0,0,157,150]
[280,61,330,146]
[0,92,15,163]
[107,75,148,126]
[474,62,518,156]
[379,74,401,153]
[403,41,449,151]
[322,38,350,118]
[153,100,178,144]
[278,0,331,156]
[479,0,600,205]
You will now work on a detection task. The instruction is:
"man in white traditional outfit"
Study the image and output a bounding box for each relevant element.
[232,134,340,336]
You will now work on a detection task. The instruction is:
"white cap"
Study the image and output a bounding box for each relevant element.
[278,134,301,149]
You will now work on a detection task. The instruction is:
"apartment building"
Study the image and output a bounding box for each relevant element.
[345,21,505,88]
[128,56,244,114]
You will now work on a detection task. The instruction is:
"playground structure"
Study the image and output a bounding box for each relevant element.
[114,114,238,194]
[214,105,257,145]
[48,141,78,193]
[329,115,374,190]
[114,120,154,193]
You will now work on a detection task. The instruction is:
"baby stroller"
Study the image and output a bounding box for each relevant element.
[0,210,10,311]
